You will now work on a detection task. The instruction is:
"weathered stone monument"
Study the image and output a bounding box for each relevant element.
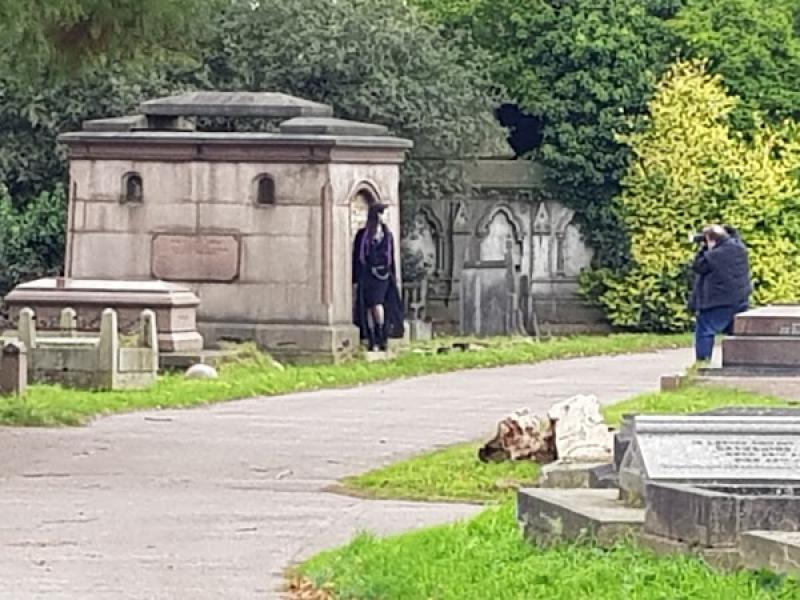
[44,91,411,362]
[0,341,27,396]
[619,415,800,504]
[519,410,800,574]
[6,307,159,390]
[5,279,202,353]
[407,160,606,335]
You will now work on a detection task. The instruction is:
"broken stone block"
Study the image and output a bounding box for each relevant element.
[478,409,556,463]
[547,394,613,462]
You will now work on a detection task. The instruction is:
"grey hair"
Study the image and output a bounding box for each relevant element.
[703,224,730,242]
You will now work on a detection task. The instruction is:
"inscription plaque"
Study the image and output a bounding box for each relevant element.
[619,416,800,506]
[152,234,240,283]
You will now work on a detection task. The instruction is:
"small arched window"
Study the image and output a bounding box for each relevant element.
[255,174,276,206]
[122,173,143,204]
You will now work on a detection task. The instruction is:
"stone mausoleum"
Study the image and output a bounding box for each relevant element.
[53,92,411,362]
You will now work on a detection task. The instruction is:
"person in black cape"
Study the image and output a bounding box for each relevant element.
[352,203,404,351]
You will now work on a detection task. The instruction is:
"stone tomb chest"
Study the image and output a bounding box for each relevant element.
[619,415,800,505]
[57,92,412,362]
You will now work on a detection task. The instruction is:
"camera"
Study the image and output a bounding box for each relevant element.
[689,232,706,244]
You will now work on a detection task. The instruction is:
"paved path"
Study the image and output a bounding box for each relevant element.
[0,349,691,599]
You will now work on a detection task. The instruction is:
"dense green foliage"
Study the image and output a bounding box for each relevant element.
[592,60,800,331]
[413,0,683,268]
[0,185,66,302]
[670,0,800,130]
[301,502,800,599]
[0,0,217,72]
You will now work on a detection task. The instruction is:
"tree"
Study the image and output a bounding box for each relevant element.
[0,0,502,294]
[0,0,218,72]
[669,0,800,130]
[412,0,682,270]
[591,60,800,331]
[193,0,503,205]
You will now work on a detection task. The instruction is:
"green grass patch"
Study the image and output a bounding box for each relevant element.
[339,386,792,505]
[339,443,540,504]
[300,503,800,600]
[603,385,794,427]
[0,333,688,427]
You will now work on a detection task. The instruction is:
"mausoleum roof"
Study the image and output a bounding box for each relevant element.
[139,91,334,119]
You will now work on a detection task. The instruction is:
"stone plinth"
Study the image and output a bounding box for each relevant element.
[740,531,800,575]
[517,488,644,545]
[723,337,800,369]
[4,278,203,353]
[645,483,800,548]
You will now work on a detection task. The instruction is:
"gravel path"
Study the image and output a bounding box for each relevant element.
[0,348,692,599]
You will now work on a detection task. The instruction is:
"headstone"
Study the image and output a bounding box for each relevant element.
[185,364,219,380]
[619,415,800,506]
[0,341,27,396]
[547,395,613,462]
[614,414,636,471]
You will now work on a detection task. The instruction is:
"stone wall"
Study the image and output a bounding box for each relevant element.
[404,159,607,334]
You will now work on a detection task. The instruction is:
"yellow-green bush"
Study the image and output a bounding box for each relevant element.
[587,59,800,331]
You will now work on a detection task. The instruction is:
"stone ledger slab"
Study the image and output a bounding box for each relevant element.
[517,488,644,546]
[4,279,203,353]
[619,416,800,505]
[151,234,240,283]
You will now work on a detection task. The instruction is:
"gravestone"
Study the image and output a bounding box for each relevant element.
[722,306,800,370]
[0,341,27,396]
[619,415,800,506]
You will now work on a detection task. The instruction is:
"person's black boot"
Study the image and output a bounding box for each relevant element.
[367,327,377,351]
[378,323,389,352]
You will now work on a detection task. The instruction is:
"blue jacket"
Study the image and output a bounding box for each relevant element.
[690,237,751,312]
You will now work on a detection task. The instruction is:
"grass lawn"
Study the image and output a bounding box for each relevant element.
[297,503,800,600]
[602,385,794,427]
[337,443,540,504]
[0,333,688,427]
[338,386,794,504]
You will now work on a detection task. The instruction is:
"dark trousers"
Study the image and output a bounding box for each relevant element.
[694,303,748,361]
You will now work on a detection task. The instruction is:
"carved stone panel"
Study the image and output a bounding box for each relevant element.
[151,234,240,282]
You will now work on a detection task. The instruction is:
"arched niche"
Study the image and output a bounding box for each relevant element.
[476,203,525,266]
[405,204,446,277]
[349,182,381,236]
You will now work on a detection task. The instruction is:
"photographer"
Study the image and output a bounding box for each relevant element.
[689,224,751,362]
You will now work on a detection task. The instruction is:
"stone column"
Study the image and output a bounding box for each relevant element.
[0,341,28,396]
[97,308,120,389]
